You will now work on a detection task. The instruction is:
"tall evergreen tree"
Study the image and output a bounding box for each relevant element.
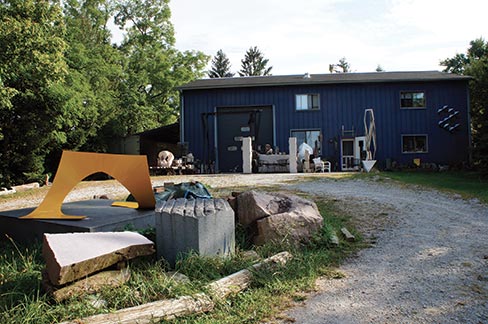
[441,38,488,172]
[329,57,351,73]
[238,46,272,76]
[208,50,234,78]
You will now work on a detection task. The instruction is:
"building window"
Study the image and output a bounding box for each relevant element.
[400,91,425,108]
[296,94,319,111]
[291,129,321,155]
[402,135,428,153]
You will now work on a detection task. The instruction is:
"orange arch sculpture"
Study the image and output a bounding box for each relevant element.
[21,151,156,220]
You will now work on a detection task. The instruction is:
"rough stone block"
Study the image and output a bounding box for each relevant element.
[156,198,235,267]
[236,191,323,246]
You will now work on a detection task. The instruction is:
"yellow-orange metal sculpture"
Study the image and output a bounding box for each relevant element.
[21,151,156,220]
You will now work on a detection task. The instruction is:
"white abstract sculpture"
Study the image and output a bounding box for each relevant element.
[362,109,377,172]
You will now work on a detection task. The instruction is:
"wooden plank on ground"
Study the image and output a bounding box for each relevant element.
[64,293,214,324]
[340,227,355,242]
[60,251,292,324]
[43,232,154,286]
[208,251,292,299]
[330,231,340,246]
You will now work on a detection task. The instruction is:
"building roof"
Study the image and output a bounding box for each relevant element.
[178,71,470,91]
[136,122,179,143]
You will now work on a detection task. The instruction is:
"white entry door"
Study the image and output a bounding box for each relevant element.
[341,137,366,171]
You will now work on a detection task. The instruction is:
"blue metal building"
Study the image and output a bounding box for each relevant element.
[178,71,470,172]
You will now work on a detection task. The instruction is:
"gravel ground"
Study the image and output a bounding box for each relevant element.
[0,173,308,212]
[2,173,487,323]
[278,177,488,324]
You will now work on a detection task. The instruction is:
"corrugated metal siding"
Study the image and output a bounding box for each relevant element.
[182,80,469,169]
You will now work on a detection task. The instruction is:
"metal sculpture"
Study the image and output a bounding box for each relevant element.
[438,105,460,133]
[362,109,377,172]
[21,151,156,220]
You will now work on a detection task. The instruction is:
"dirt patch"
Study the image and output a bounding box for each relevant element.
[327,196,398,244]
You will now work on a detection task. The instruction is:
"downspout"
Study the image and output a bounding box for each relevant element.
[272,105,277,148]
[179,90,185,143]
[213,106,218,173]
[466,82,472,166]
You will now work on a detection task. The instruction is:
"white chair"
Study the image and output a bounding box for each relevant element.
[313,157,331,172]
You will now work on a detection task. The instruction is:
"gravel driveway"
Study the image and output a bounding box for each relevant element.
[280,178,488,324]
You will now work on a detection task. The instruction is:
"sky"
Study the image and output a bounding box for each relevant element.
[165,0,488,76]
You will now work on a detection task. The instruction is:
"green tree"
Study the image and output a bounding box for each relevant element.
[376,65,385,72]
[441,38,488,172]
[238,46,272,76]
[112,0,208,137]
[60,0,124,153]
[208,49,234,78]
[0,0,68,186]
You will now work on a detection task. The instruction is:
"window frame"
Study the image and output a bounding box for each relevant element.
[400,91,426,109]
[295,94,320,111]
[401,134,428,154]
[290,128,322,156]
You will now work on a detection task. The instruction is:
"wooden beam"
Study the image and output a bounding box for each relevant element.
[208,251,292,299]
[330,231,340,246]
[61,293,214,324]
[60,251,292,324]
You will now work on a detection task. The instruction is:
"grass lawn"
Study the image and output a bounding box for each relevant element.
[381,171,488,203]
[0,188,361,324]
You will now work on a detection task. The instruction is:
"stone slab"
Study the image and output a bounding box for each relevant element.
[0,200,155,243]
[43,231,154,285]
[43,268,131,302]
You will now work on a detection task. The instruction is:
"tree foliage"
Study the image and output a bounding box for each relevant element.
[61,0,123,152]
[112,0,208,136]
[329,57,351,73]
[441,38,488,172]
[0,0,68,185]
[208,49,234,78]
[238,46,272,76]
[0,0,208,186]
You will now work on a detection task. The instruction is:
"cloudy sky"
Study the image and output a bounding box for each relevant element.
[168,0,487,75]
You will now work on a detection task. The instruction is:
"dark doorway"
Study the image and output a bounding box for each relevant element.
[216,106,273,172]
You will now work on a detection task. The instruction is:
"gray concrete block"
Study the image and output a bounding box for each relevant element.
[156,198,235,267]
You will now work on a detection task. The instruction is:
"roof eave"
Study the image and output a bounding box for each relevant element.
[177,76,471,91]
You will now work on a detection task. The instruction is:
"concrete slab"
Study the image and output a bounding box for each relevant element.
[0,200,155,243]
